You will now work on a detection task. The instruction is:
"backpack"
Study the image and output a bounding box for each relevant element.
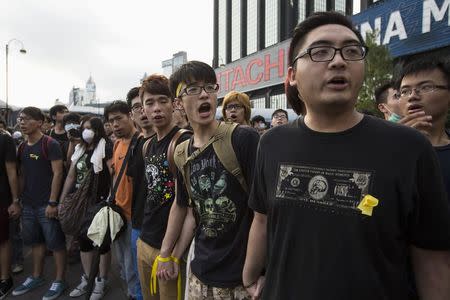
[173,122,248,205]
[142,128,192,176]
[17,135,54,162]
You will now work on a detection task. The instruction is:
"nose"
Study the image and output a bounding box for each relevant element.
[328,50,347,69]
[199,88,209,98]
[408,89,421,101]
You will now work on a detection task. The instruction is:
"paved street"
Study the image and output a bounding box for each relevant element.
[9,247,128,300]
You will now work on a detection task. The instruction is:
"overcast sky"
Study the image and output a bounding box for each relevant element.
[0,0,213,108]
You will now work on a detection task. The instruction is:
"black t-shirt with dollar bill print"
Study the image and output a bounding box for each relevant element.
[249,115,450,300]
[139,126,191,249]
[177,126,259,288]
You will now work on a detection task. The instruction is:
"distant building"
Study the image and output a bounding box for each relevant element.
[69,75,97,106]
[162,51,187,77]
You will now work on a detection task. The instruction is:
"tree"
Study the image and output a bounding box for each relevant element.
[356,31,394,117]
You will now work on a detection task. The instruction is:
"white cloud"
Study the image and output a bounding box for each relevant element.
[0,0,213,108]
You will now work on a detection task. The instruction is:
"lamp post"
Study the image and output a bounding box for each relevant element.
[5,39,26,124]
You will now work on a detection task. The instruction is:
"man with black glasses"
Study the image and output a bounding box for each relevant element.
[270,109,289,127]
[243,12,450,300]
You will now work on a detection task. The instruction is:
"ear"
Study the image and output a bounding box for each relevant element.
[377,103,388,114]
[288,66,297,87]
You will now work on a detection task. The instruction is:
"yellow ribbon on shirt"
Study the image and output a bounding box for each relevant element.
[150,255,182,300]
[357,194,379,216]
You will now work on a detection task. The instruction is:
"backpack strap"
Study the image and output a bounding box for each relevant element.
[212,122,248,194]
[174,139,193,205]
[167,129,192,176]
[142,136,154,161]
[17,141,26,162]
[41,135,51,161]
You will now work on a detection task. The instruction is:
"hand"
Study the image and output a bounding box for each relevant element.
[45,205,58,219]
[398,109,432,137]
[245,276,265,300]
[156,259,179,281]
[8,202,21,219]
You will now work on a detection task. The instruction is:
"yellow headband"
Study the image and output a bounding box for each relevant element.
[175,82,184,98]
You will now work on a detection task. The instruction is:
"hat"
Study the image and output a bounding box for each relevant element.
[222,91,251,124]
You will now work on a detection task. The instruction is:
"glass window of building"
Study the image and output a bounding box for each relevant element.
[270,93,287,109]
[265,0,279,47]
[314,0,326,12]
[298,0,306,23]
[251,97,266,109]
[335,0,346,13]
[218,0,227,65]
[231,0,241,61]
[247,0,258,54]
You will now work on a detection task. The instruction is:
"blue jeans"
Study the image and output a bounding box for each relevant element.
[21,205,66,251]
[113,222,138,298]
[131,228,143,300]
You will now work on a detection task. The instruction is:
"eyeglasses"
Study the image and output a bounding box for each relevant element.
[399,84,449,98]
[181,83,219,96]
[272,114,287,120]
[292,45,368,64]
[17,116,33,123]
[225,104,243,111]
[131,103,142,113]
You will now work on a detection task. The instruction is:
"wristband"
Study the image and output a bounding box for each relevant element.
[150,255,182,300]
[48,201,58,207]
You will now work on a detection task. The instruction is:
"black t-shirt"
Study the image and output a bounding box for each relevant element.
[20,135,63,207]
[249,116,450,300]
[0,133,17,206]
[50,129,69,162]
[140,127,191,248]
[73,141,113,202]
[176,126,259,288]
[128,135,152,230]
[435,144,450,204]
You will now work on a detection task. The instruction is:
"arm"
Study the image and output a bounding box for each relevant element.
[46,159,63,218]
[6,161,21,219]
[58,161,77,203]
[243,212,267,299]
[411,246,450,300]
[171,207,196,260]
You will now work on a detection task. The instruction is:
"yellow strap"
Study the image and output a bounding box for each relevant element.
[150,255,182,300]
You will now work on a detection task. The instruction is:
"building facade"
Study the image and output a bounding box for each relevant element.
[68,75,97,106]
[162,51,188,77]
[213,0,450,109]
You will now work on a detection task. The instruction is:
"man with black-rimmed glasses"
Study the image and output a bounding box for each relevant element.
[243,12,450,300]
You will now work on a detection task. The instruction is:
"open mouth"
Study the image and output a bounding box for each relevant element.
[198,103,211,116]
[228,113,237,120]
[153,115,164,121]
[407,103,424,112]
[327,76,349,89]
[140,115,148,121]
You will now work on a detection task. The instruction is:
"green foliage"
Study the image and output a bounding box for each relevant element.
[356,31,393,118]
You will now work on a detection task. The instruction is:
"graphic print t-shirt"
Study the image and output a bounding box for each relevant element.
[177,126,259,288]
[0,133,17,206]
[20,136,63,207]
[140,127,191,248]
[249,116,450,300]
[74,141,113,201]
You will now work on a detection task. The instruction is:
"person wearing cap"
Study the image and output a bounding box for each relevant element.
[222,91,251,126]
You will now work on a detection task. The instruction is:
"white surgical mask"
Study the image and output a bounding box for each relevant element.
[82,129,95,144]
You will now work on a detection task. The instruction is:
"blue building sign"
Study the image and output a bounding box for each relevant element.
[352,0,450,58]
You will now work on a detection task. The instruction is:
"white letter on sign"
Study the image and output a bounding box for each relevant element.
[422,0,450,33]
[383,11,408,45]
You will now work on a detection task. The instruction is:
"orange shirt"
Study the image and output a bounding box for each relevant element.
[112,138,133,221]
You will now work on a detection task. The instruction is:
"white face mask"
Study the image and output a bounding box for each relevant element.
[82,129,95,144]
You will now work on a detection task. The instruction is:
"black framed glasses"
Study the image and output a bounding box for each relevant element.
[131,103,142,113]
[181,83,219,96]
[225,104,244,111]
[399,84,449,98]
[292,45,368,64]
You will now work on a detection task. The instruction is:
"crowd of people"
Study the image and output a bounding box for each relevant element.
[0,11,449,300]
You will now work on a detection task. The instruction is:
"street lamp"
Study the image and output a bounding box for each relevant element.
[5,39,27,124]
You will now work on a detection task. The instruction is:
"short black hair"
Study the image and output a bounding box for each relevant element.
[286,11,366,115]
[272,108,288,119]
[398,57,450,88]
[169,61,217,98]
[0,116,7,128]
[20,106,45,121]
[374,81,394,105]
[49,104,68,119]
[62,112,81,126]
[251,115,265,123]
[104,100,130,121]
[126,87,140,107]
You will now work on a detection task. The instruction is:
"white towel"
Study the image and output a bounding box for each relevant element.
[87,206,124,247]
[71,138,106,174]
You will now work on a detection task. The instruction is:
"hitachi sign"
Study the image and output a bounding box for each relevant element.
[216,0,450,98]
